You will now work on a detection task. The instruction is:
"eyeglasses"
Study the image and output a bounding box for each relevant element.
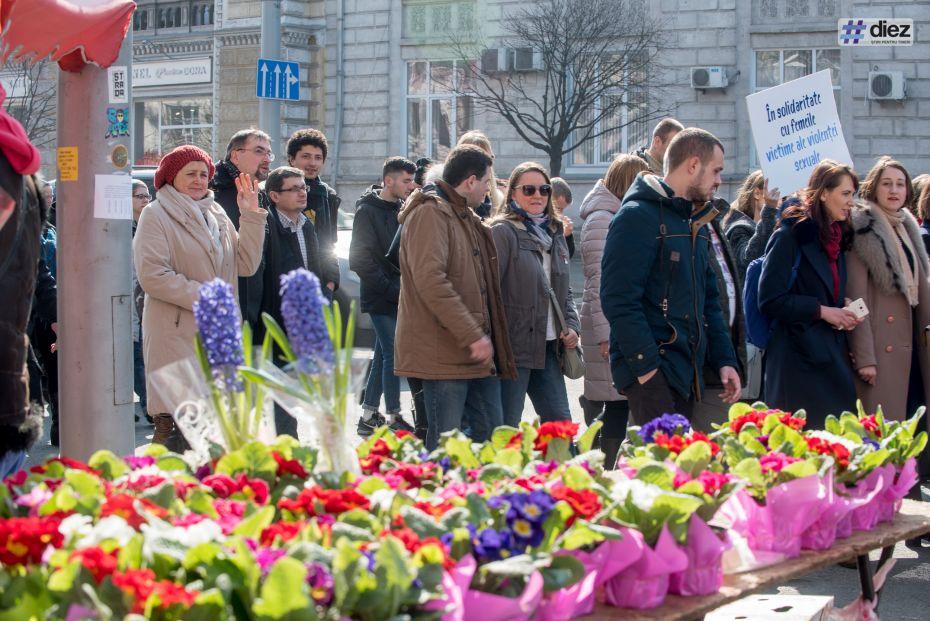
[237,147,275,162]
[515,184,552,197]
[277,185,307,194]
[133,194,151,200]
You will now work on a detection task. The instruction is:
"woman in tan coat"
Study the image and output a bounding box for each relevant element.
[847,157,930,423]
[133,145,266,448]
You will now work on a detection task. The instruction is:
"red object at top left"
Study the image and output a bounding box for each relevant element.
[0,0,135,71]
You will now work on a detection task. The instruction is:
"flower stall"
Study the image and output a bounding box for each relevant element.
[1,269,929,620]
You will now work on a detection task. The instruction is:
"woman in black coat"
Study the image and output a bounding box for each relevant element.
[759,162,863,428]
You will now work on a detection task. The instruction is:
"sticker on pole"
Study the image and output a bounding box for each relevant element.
[94,174,131,220]
[746,70,852,197]
[107,66,129,104]
[57,147,78,182]
[256,58,300,101]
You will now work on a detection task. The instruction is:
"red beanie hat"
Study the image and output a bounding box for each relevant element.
[154,145,215,190]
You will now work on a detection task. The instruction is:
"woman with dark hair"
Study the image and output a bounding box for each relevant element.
[847,157,930,424]
[758,162,863,427]
[491,162,580,426]
[724,170,780,280]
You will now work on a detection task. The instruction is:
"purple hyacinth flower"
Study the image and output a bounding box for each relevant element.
[193,278,244,392]
[640,413,691,443]
[279,269,335,374]
[306,562,335,605]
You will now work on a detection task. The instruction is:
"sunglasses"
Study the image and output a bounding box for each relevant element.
[514,184,551,197]
[133,194,151,200]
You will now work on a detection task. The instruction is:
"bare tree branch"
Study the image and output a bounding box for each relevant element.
[2,58,56,149]
[448,0,672,175]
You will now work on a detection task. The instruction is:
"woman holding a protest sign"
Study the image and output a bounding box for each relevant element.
[758,162,863,427]
[846,157,930,426]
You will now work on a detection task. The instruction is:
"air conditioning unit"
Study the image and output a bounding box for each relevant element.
[480,48,510,73]
[868,71,906,100]
[690,66,728,89]
[512,47,544,72]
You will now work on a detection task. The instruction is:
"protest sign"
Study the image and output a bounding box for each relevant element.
[746,70,852,196]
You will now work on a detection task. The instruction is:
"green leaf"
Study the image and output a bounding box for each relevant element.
[156,454,190,473]
[376,536,417,610]
[578,421,603,454]
[184,588,227,621]
[545,437,572,463]
[479,443,497,464]
[491,426,521,449]
[357,476,389,496]
[400,506,446,538]
[675,441,711,478]
[444,435,480,469]
[780,460,818,480]
[331,522,376,543]
[493,448,524,470]
[88,450,128,480]
[253,557,314,620]
[540,554,585,593]
[560,520,621,550]
[728,402,753,421]
[634,463,674,489]
[261,313,297,362]
[562,465,594,491]
[732,458,764,488]
[47,560,81,593]
[232,506,275,539]
[465,493,492,528]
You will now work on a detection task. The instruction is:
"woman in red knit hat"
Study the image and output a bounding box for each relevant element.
[133,145,267,449]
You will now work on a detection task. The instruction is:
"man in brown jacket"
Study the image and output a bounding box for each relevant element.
[395,145,516,449]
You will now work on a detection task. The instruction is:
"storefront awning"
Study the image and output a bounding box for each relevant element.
[0,0,135,71]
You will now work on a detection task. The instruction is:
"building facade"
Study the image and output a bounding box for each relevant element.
[19,0,930,207]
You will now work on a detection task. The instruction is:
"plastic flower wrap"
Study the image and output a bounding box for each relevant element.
[242,269,366,476]
[150,279,276,460]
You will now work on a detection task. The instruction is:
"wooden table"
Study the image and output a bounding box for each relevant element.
[587,499,930,621]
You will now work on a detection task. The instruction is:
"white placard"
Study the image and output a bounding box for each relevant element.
[94,174,131,220]
[746,70,852,197]
[132,58,211,87]
[107,66,129,104]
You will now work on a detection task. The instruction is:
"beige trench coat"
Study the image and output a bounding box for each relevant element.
[133,189,266,415]
[846,201,930,421]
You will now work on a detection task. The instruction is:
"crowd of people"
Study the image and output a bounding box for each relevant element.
[21,116,930,479]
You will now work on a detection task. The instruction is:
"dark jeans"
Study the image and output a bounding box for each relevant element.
[133,338,147,412]
[500,340,571,427]
[588,400,630,439]
[363,312,400,413]
[623,369,693,426]
[422,376,502,450]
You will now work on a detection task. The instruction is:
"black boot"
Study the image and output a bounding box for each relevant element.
[601,437,623,470]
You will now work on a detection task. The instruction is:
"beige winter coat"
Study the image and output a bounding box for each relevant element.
[133,188,266,415]
[579,181,624,401]
[847,201,930,421]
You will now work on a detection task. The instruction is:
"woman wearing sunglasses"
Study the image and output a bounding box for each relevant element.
[491,162,580,426]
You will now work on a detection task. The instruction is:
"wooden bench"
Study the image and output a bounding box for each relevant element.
[586,498,930,621]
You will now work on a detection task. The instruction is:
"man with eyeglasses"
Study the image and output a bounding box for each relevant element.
[285,128,341,293]
[211,128,273,331]
[259,166,323,438]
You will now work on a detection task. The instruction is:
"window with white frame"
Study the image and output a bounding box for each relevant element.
[569,56,649,168]
[750,48,841,164]
[134,97,213,166]
[406,60,474,160]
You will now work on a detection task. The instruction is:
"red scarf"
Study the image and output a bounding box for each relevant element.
[823,222,842,302]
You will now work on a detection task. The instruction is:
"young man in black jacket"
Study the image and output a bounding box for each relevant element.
[260,166,323,437]
[211,128,273,331]
[350,157,417,435]
[286,129,341,294]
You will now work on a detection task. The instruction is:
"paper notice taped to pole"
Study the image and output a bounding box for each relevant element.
[746,70,852,197]
[93,174,131,219]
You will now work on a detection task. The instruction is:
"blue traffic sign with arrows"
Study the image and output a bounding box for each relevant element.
[256,58,300,101]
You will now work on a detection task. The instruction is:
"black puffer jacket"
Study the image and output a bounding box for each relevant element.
[210,159,269,330]
[349,185,401,315]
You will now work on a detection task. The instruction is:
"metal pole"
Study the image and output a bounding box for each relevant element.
[259,0,282,157]
[57,33,135,460]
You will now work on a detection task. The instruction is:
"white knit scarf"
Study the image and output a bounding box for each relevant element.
[158,184,222,257]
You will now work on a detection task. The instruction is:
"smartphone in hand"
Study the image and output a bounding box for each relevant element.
[845,298,869,320]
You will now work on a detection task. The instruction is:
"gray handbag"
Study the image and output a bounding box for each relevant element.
[547,287,585,380]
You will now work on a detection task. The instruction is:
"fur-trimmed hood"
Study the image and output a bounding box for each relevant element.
[849,200,929,297]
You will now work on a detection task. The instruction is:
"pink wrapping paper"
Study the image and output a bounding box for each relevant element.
[848,466,888,532]
[877,459,918,523]
[602,526,688,609]
[669,517,731,596]
[801,468,855,550]
[538,533,645,620]
[437,554,543,621]
[717,475,825,558]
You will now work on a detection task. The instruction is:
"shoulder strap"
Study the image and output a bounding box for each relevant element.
[548,286,568,335]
